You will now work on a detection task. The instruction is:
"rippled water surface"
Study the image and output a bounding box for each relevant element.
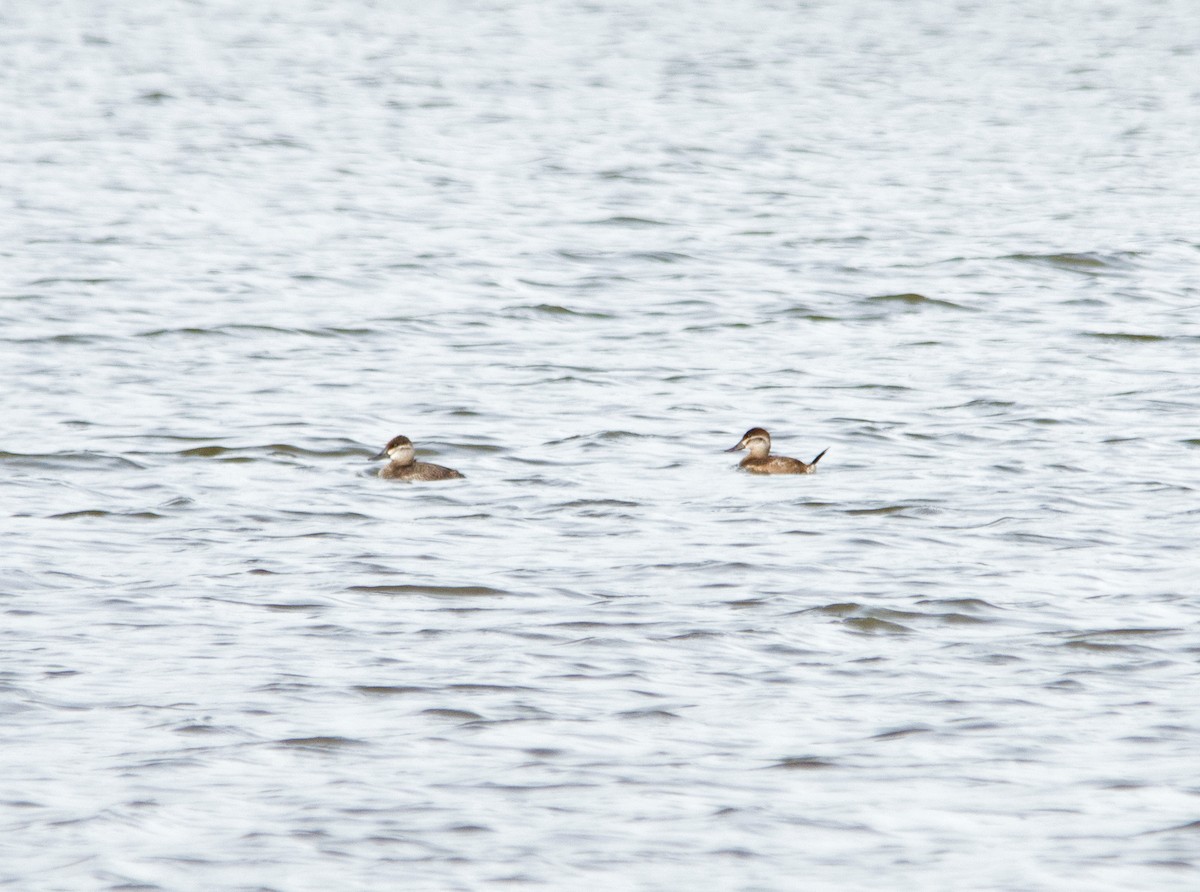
[4,1,1200,889]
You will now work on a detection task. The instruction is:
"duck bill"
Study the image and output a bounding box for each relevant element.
[370,449,389,461]
[724,442,745,453]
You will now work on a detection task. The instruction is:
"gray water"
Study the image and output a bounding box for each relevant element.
[4,1,1200,889]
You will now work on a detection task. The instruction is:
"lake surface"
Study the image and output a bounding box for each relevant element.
[3,1,1199,889]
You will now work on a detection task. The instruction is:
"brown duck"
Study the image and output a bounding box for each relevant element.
[372,435,464,481]
[725,427,827,475]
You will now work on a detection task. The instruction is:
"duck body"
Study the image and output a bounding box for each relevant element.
[379,460,464,481]
[738,453,826,475]
[372,435,463,482]
[726,427,827,475]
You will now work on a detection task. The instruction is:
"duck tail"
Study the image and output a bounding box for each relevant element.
[810,448,829,467]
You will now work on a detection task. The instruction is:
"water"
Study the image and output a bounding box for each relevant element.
[3,1,1200,889]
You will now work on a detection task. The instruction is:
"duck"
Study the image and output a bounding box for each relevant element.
[371,435,464,481]
[725,427,827,475]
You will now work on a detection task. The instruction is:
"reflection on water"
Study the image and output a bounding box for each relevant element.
[3,0,1200,889]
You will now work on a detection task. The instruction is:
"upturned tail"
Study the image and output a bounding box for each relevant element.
[810,448,829,467]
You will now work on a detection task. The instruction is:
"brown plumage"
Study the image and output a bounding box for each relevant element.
[371,435,464,482]
[725,427,827,475]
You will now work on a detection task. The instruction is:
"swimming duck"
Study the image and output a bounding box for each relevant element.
[726,427,827,475]
[372,435,464,481]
